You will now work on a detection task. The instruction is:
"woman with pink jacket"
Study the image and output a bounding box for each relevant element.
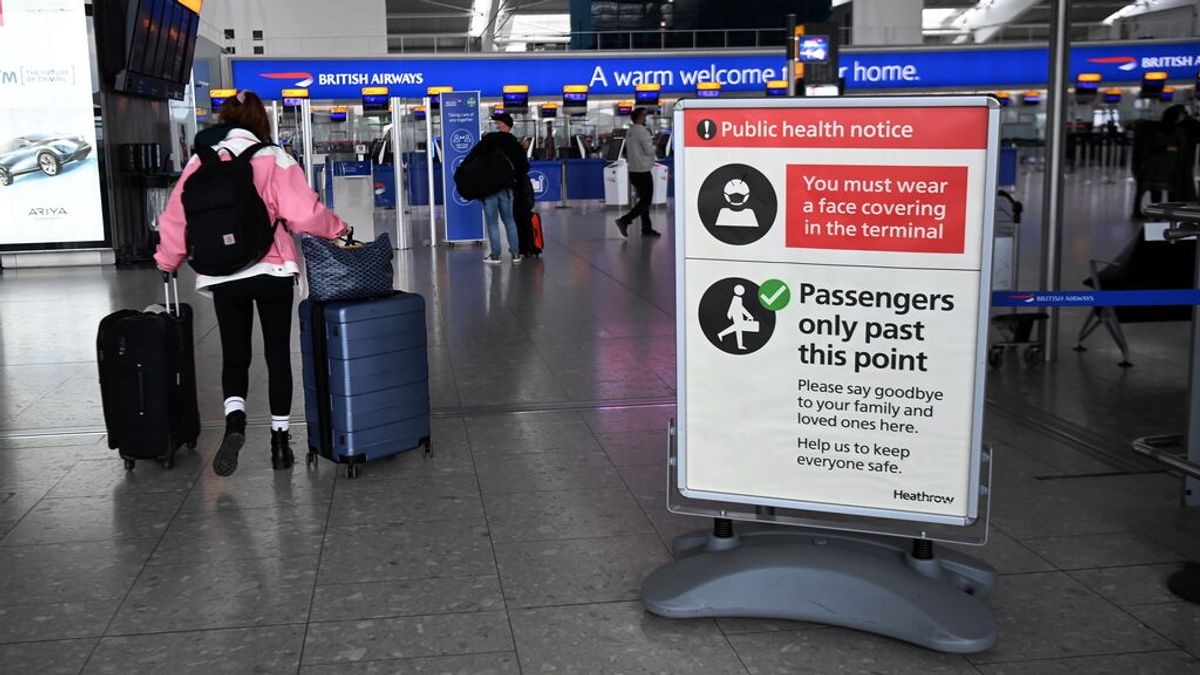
[154,91,348,477]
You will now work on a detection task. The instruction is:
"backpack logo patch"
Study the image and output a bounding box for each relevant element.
[223,233,236,246]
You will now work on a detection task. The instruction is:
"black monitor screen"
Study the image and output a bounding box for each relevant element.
[696,88,720,98]
[1141,80,1165,98]
[635,90,659,105]
[363,95,389,111]
[1103,93,1121,103]
[210,97,228,112]
[1076,80,1099,92]
[603,138,624,161]
[503,92,529,110]
[766,87,788,97]
[166,4,188,82]
[128,0,153,74]
[330,111,347,122]
[148,0,173,82]
[563,91,587,107]
[1162,89,1175,102]
[616,104,632,115]
[414,109,427,120]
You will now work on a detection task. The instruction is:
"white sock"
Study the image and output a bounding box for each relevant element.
[224,397,246,417]
[271,416,289,432]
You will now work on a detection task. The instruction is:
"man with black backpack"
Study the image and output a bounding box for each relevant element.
[459,112,530,264]
[154,91,348,477]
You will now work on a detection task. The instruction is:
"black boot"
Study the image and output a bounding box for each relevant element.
[271,429,294,470]
[212,411,246,477]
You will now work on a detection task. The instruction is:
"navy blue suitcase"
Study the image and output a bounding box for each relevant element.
[299,292,432,478]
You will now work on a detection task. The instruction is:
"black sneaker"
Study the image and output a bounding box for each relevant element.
[615,219,629,238]
[271,429,294,470]
[213,411,246,477]
[642,228,662,237]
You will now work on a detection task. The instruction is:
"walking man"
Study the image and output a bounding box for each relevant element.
[615,107,661,238]
[464,112,530,264]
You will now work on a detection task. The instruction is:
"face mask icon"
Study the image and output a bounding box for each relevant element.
[724,179,750,208]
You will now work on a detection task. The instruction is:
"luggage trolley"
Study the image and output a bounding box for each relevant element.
[988,190,1048,368]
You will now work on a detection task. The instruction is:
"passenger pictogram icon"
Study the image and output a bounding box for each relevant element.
[698,277,777,355]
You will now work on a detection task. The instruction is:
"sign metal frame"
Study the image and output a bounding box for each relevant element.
[672,96,1000,541]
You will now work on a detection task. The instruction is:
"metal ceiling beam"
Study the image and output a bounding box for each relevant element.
[951,0,1041,43]
[388,12,472,19]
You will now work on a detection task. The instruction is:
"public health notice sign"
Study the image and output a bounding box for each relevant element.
[677,98,998,526]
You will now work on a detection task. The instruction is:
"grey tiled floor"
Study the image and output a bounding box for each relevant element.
[2,175,1200,673]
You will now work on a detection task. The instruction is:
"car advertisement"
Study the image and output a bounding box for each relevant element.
[231,40,1200,100]
[0,0,105,246]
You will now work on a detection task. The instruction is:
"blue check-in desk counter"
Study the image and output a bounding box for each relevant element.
[404,152,445,207]
[565,159,608,200]
[527,160,563,203]
[373,164,397,208]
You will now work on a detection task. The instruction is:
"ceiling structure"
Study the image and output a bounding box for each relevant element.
[383,0,1193,53]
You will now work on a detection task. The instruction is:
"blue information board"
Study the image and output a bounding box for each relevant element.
[439,91,484,242]
[232,40,1200,99]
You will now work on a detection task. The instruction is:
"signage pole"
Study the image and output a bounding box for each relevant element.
[1040,0,1070,362]
[390,96,409,250]
[559,114,571,209]
[300,99,315,193]
[270,101,280,145]
[425,97,437,247]
[785,14,798,97]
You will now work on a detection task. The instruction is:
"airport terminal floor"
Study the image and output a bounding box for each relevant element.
[3,166,1200,673]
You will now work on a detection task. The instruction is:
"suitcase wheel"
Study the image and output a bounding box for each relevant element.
[186,439,197,450]
[345,464,361,480]
[124,458,136,471]
[421,437,432,457]
[162,457,174,470]
[306,451,318,470]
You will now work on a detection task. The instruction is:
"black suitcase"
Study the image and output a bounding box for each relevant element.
[97,273,200,470]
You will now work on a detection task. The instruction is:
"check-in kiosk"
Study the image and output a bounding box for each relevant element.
[603,101,633,207]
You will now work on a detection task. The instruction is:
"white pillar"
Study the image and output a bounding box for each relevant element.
[852,0,922,46]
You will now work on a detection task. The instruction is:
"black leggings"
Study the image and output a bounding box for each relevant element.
[210,275,294,417]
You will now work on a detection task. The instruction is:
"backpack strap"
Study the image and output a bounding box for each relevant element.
[195,145,222,165]
[235,142,275,164]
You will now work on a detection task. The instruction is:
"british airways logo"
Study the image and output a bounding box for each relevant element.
[1088,56,1139,72]
[261,71,314,87]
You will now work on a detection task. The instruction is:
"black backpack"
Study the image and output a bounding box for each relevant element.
[181,142,277,276]
[454,149,514,200]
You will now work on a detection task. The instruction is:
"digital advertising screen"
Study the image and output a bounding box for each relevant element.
[0,0,106,246]
[797,35,830,64]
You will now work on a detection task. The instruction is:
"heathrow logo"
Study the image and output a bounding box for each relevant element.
[261,71,315,87]
[1087,56,1138,72]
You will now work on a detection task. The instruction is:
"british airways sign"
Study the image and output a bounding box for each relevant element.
[231,39,1200,99]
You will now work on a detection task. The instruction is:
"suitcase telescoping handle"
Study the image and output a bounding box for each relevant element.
[161,271,180,316]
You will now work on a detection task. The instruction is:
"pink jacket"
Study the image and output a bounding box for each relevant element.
[154,128,347,273]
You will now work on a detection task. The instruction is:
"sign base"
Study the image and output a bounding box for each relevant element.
[642,522,997,654]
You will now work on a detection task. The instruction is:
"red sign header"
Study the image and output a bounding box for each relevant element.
[685,106,988,150]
